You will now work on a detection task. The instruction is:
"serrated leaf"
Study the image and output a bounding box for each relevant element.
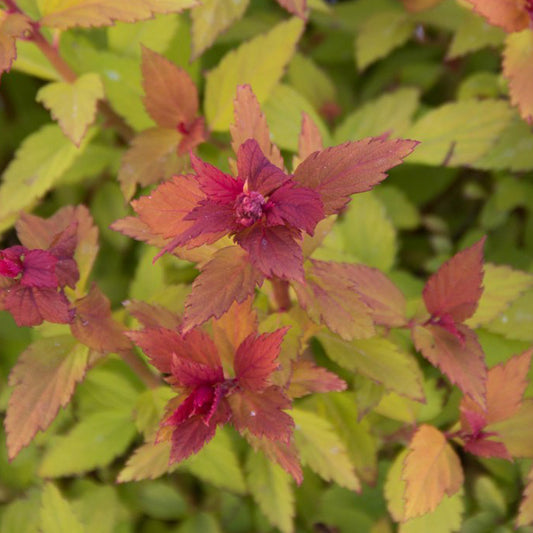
[485,289,533,341]
[182,428,246,494]
[0,489,41,533]
[36,73,104,146]
[135,386,174,437]
[517,466,533,527]
[489,399,533,457]
[503,30,533,125]
[402,425,463,519]
[318,332,425,401]
[183,246,264,331]
[117,439,172,482]
[190,0,249,59]
[405,100,514,166]
[293,137,418,216]
[38,0,198,29]
[355,10,414,70]
[287,360,346,399]
[40,410,137,477]
[246,450,294,533]
[5,336,88,459]
[464,0,530,32]
[0,11,32,76]
[205,17,304,131]
[40,483,85,533]
[334,88,419,144]
[293,407,360,490]
[0,124,89,228]
[466,264,532,327]
[295,112,324,168]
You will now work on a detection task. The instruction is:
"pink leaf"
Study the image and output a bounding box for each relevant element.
[287,360,347,399]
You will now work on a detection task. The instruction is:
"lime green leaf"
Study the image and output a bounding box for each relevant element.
[134,386,174,437]
[39,411,137,477]
[182,428,247,494]
[374,392,419,424]
[318,332,425,401]
[135,480,187,520]
[36,73,104,146]
[72,484,122,533]
[190,0,250,59]
[489,400,533,457]
[355,10,414,70]
[334,88,419,144]
[5,336,89,460]
[0,124,90,229]
[405,100,514,166]
[108,14,180,57]
[374,185,420,230]
[293,407,361,490]
[466,264,533,328]
[38,0,197,29]
[0,488,41,533]
[12,39,60,80]
[40,483,85,533]
[447,9,505,59]
[246,450,294,533]
[176,513,222,533]
[117,439,172,482]
[263,84,332,152]
[205,17,304,131]
[485,289,533,342]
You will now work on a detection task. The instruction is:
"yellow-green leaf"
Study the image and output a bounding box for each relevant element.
[355,10,414,70]
[205,17,304,131]
[293,406,361,490]
[246,450,294,533]
[466,264,533,328]
[190,0,249,59]
[318,332,425,402]
[36,73,104,146]
[117,439,172,482]
[405,100,514,166]
[485,289,533,342]
[0,124,90,230]
[489,399,533,458]
[40,483,85,533]
[38,0,198,29]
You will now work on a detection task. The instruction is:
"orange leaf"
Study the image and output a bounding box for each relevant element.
[0,11,31,76]
[465,0,530,32]
[39,0,198,29]
[503,30,533,125]
[287,359,346,399]
[402,425,464,519]
[5,336,88,459]
[401,0,444,12]
[293,112,324,169]
[230,84,284,169]
[183,246,264,331]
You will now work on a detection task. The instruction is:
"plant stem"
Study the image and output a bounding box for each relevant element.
[271,278,292,311]
[120,349,161,389]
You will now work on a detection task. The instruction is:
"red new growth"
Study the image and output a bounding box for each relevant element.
[128,325,294,463]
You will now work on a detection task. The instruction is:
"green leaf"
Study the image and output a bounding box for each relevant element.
[246,450,294,533]
[0,488,41,533]
[355,10,414,70]
[318,332,425,401]
[485,289,533,342]
[263,83,332,152]
[182,428,247,494]
[12,39,60,80]
[117,439,172,482]
[0,124,90,230]
[466,264,532,328]
[405,100,514,166]
[36,73,104,146]
[134,386,174,438]
[40,483,85,533]
[107,14,180,57]
[176,513,222,533]
[374,185,420,230]
[135,480,187,520]
[204,17,304,131]
[72,484,123,533]
[334,88,419,144]
[190,0,250,59]
[39,411,137,477]
[292,407,361,491]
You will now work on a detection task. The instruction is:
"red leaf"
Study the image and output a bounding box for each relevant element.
[235,225,304,281]
[183,246,264,330]
[142,45,199,129]
[287,359,347,399]
[230,84,284,169]
[171,358,224,388]
[464,0,530,32]
[234,328,289,391]
[423,237,486,323]
[71,284,131,353]
[402,425,464,518]
[463,436,512,460]
[125,300,182,330]
[5,336,88,459]
[48,221,79,289]
[293,260,375,340]
[4,286,72,327]
[229,386,294,442]
[19,249,58,288]
[292,137,418,215]
[295,112,324,166]
[342,263,407,327]
[412,323,487,407]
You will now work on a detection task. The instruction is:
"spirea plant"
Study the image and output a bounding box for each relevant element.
[0,1,533,532]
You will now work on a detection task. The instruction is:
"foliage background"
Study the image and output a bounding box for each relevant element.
[1,0,533,532]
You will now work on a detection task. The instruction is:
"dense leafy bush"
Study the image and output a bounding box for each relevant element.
[1,1,533,532]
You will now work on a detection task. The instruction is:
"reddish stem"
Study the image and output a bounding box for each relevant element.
[2,0,20,12]
[119,349,161,389]
[271,278,292,311]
